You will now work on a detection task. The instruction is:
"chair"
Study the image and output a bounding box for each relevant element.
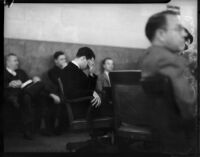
[57,78,114,152]
[110,70,197,155]
[109,70,160,152]
[141,75,197,155]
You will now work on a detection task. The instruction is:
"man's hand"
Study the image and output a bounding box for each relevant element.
[88,59,95,77]
[91,91,101,108]
[32,76,41,83]
[49,93,61,104]
[9,80,22,88]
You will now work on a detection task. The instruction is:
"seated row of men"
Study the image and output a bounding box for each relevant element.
[4,48,114,140]
[4,10,197,154]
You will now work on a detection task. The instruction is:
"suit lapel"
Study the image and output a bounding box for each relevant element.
[103,72,111,86]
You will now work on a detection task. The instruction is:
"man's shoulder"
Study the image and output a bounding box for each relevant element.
[4,68,10,76]
[63,62,79,71]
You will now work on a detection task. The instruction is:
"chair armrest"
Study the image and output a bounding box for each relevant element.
[57,78,94,127]
[62,96,93,127]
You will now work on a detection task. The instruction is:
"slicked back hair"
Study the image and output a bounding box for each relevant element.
[76,47,95,60]
[53,51,65,60]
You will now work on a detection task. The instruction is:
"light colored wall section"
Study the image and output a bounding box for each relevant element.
[4,0,197,49]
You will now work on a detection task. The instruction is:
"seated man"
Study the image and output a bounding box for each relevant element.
[45,51,68,135]
[4,53,56,140]
[97,57,113,91]
[139,10,197,154]
[60,47,101,120]
[96,57,114,117]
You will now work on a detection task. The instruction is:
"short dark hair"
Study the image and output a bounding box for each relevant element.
[145,10,178,41]
[53,51,65,60]
[76,47,95,60]
[102,57,113,65]
[101,57,113,72]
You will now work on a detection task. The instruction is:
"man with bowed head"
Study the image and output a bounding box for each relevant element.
[60,47,101,120]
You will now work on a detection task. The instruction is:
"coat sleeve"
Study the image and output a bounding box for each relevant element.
[48,68,58,85]
[156,54,197,119]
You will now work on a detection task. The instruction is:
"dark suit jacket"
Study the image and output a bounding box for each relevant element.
[4,68,29,97]
[47,65,63,95]
[48,66,62,86]
[60,62,97,119]
[96,73,113,117]
[4,68,49,101]
[139,46,197,153]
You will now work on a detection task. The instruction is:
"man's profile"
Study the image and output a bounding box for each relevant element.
[139,10,197,154]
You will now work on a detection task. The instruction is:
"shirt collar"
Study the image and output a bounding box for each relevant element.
[6,67,16,76]
[71,60,80,69]
[104,71,109,77]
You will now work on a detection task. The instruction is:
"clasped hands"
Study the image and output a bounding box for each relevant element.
[9,80,22,88]
[8,76,41,88]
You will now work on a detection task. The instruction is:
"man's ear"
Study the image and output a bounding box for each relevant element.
[80,56,86,61]
[156,28,166,42]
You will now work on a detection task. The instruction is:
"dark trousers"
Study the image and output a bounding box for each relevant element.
[44,97,68,133]
[4,81,49,135]
[4,91,34,134]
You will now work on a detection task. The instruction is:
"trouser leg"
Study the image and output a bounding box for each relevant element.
[55,102,68,134]
[86,106,102,139]
[20,93,34,139]
[42,98,57,135]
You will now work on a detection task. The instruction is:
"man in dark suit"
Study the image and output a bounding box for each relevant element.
[139,10,197,154]
[45,51,68,135]
[4,53,56,140]
[60,47,101,120]
[48,51,68,86]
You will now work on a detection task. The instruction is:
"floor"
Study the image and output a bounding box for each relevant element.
[3,131,91,152]
[4,131,198,157]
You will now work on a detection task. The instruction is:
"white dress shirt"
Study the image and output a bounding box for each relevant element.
[6,67,16,76]
[71,60,80,69]
[104,71,111,86]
